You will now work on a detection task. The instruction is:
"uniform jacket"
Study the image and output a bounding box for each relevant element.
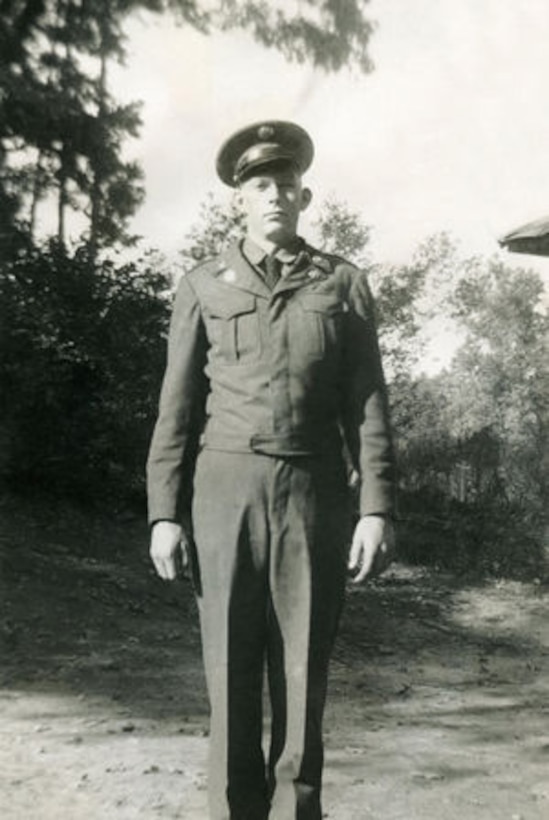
[147,239,396,523]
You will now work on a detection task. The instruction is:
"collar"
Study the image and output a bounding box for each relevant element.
[242,236,307,267]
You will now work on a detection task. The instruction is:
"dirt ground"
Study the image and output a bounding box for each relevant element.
[1,498,549,820]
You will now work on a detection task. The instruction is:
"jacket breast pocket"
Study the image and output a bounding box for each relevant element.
[205,292,261,364]
[293,292,346,359]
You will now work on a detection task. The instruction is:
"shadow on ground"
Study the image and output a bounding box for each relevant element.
[1,495,549,819]
[1,495,548,719]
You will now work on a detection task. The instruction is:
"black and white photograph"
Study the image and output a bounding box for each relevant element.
[1,2,548,818]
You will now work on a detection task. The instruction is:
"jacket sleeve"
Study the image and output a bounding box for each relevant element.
[340,269,396,517]
[146,274,208,525]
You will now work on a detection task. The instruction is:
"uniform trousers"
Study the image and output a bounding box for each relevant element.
[191,448,351,820]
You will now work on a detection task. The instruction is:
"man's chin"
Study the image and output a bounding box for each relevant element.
[263,223,295,244]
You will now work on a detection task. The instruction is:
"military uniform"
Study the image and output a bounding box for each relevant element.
[147,122,395,820]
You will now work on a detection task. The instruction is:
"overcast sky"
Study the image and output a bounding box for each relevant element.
[111,0,549,280]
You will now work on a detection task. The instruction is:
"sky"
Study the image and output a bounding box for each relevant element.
[110,0,549,282]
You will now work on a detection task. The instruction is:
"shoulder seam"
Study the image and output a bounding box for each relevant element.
[186,255,224,280]
[306,243,359,272]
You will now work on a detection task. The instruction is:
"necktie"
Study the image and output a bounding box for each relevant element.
[264,253,281,289]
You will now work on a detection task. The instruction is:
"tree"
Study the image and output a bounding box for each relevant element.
[449,259,548,513]
[169,0,376,73]
[1,0,377,256]
[389,246,549,577]
[179,192,247,269]
[0,242,172,501]
[313,197,371,261]
[0,0,146,255]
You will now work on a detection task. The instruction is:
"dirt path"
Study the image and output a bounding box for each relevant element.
[1,501,549,819]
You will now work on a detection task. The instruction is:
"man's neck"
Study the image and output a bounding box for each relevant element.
[246,231,301,256]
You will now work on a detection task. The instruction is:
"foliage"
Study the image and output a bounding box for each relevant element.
[179,192,246,268]
[0,242,172,504]
[0,0,376,257]
[0,0,378,502]
[313,198,371,263]
[394,252,548,578]
[175,0,376,73]
[0,0,147,255]
[450,261,547,508]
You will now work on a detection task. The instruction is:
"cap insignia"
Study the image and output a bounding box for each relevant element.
[257,125,275,141]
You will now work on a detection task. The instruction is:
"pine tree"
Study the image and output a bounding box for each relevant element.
[1,1,376,256]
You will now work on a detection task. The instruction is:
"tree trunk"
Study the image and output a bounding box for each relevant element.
[89,52,107,261]
[29,148,44,241]
[57,145,67,247]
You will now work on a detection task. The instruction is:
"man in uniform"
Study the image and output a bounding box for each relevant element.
[147,120,396,820]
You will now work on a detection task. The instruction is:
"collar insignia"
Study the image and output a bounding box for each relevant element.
[219,267,237,283]
[311,255,332,273]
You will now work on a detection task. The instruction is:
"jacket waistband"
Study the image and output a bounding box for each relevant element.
[200,429,342,457]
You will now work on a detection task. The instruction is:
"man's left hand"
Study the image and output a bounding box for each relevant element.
[347,515,396,584]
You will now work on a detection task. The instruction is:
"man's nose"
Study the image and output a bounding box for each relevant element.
[266,183,283,201]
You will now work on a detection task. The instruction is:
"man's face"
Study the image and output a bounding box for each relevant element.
[237,166,311,248]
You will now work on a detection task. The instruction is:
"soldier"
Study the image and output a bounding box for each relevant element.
[147,120,396,820]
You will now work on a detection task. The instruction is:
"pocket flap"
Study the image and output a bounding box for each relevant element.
[205,292,256,319]
[299,293,345,316]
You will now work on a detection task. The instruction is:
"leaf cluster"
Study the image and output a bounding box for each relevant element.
[0,242,172,503]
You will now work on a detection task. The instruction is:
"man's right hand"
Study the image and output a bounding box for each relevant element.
[150,520,187,580]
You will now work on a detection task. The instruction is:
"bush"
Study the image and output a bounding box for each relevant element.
[398,490,547,580]
[0,241,172,506]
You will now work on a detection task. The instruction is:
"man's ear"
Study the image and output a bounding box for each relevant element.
[300,187,312,212]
